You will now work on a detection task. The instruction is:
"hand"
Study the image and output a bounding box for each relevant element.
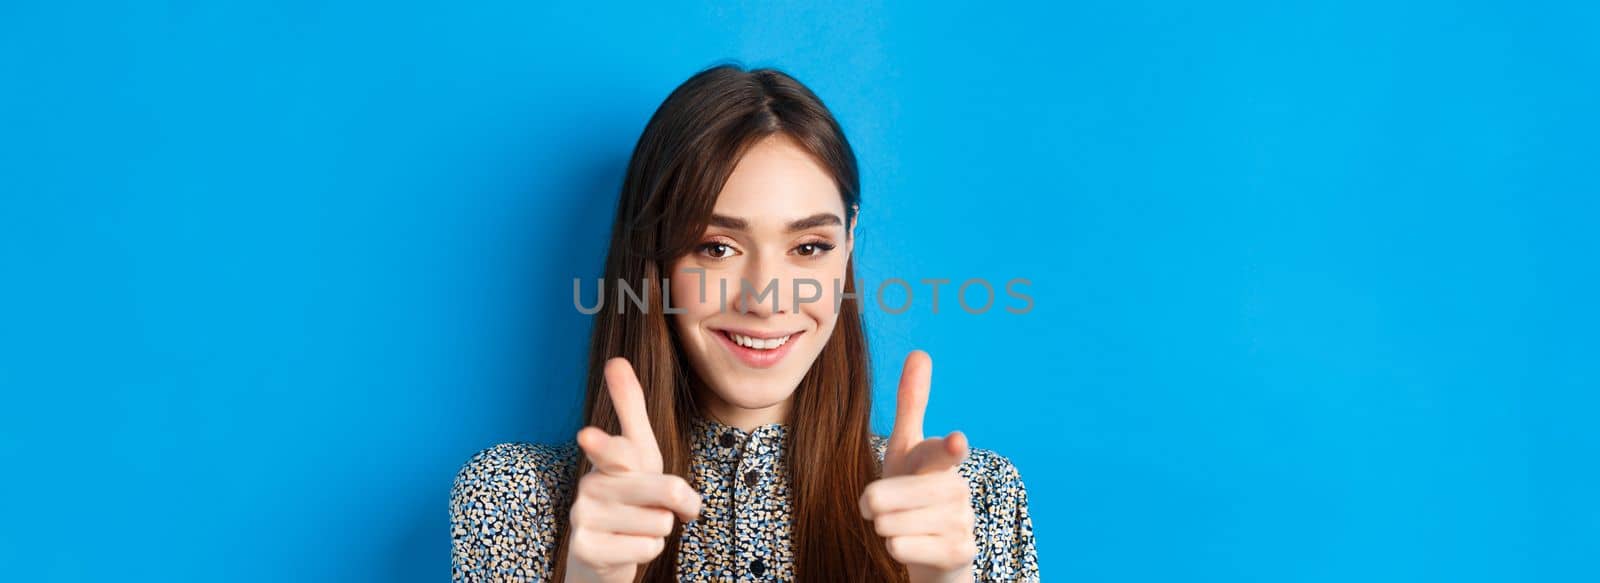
[564,358,703,583]
[859,350,977,583]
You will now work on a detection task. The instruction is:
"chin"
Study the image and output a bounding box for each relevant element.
[709,371,806,408]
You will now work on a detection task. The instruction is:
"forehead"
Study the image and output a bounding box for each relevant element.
[712,134,844,223]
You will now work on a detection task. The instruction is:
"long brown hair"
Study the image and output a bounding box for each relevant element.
[548,64,905,582]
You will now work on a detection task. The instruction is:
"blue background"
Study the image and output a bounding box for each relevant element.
[2,1,1596,581]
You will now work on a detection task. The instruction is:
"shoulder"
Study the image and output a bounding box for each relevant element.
[451,442,582,581]
[450,441,582,509]
[959,446,1028,498]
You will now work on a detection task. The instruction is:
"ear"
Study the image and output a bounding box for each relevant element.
[847,203,860,251]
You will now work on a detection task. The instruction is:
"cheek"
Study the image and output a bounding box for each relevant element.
[669,264,720,321]
[804,258,852,328]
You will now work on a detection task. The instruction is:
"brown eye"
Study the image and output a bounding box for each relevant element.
[794,242,836,257]
[698,242,737,259]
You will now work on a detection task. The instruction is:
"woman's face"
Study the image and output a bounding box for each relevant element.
[668,133,855,425]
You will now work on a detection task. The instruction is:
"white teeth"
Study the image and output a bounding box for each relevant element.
[728,332,793,350]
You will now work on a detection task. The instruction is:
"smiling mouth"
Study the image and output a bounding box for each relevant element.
[710,328,804,368]
[722,330,795,350]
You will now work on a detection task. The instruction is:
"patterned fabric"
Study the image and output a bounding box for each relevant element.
[450,415,1040,582]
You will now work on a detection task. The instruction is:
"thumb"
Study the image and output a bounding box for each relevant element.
[889,350,932,452]
[900,430,970,475]
[576,426,637,474]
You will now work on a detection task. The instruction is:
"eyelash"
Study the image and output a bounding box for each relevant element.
[694,239,837,260]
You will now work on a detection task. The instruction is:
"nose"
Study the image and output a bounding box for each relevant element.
[732,253,789,317]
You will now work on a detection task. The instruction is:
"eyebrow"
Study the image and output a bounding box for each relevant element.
[709,212,843,233]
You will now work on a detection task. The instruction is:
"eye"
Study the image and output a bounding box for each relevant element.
[793,241,837,257]
[696,241,740,260]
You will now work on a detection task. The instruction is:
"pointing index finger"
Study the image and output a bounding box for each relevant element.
[604,357,660,464]
[890,350,932,448]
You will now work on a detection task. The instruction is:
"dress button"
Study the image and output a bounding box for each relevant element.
[750,557,767,577]
[719,432,736,448]
[744,470,759,488]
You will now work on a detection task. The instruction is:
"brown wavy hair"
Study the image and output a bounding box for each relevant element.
[548,63,905,582]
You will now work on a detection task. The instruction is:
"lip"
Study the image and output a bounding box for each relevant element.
[710,327,804,369]
[712,326,802,340]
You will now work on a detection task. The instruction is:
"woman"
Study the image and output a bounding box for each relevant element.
[450,64,1039,582]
